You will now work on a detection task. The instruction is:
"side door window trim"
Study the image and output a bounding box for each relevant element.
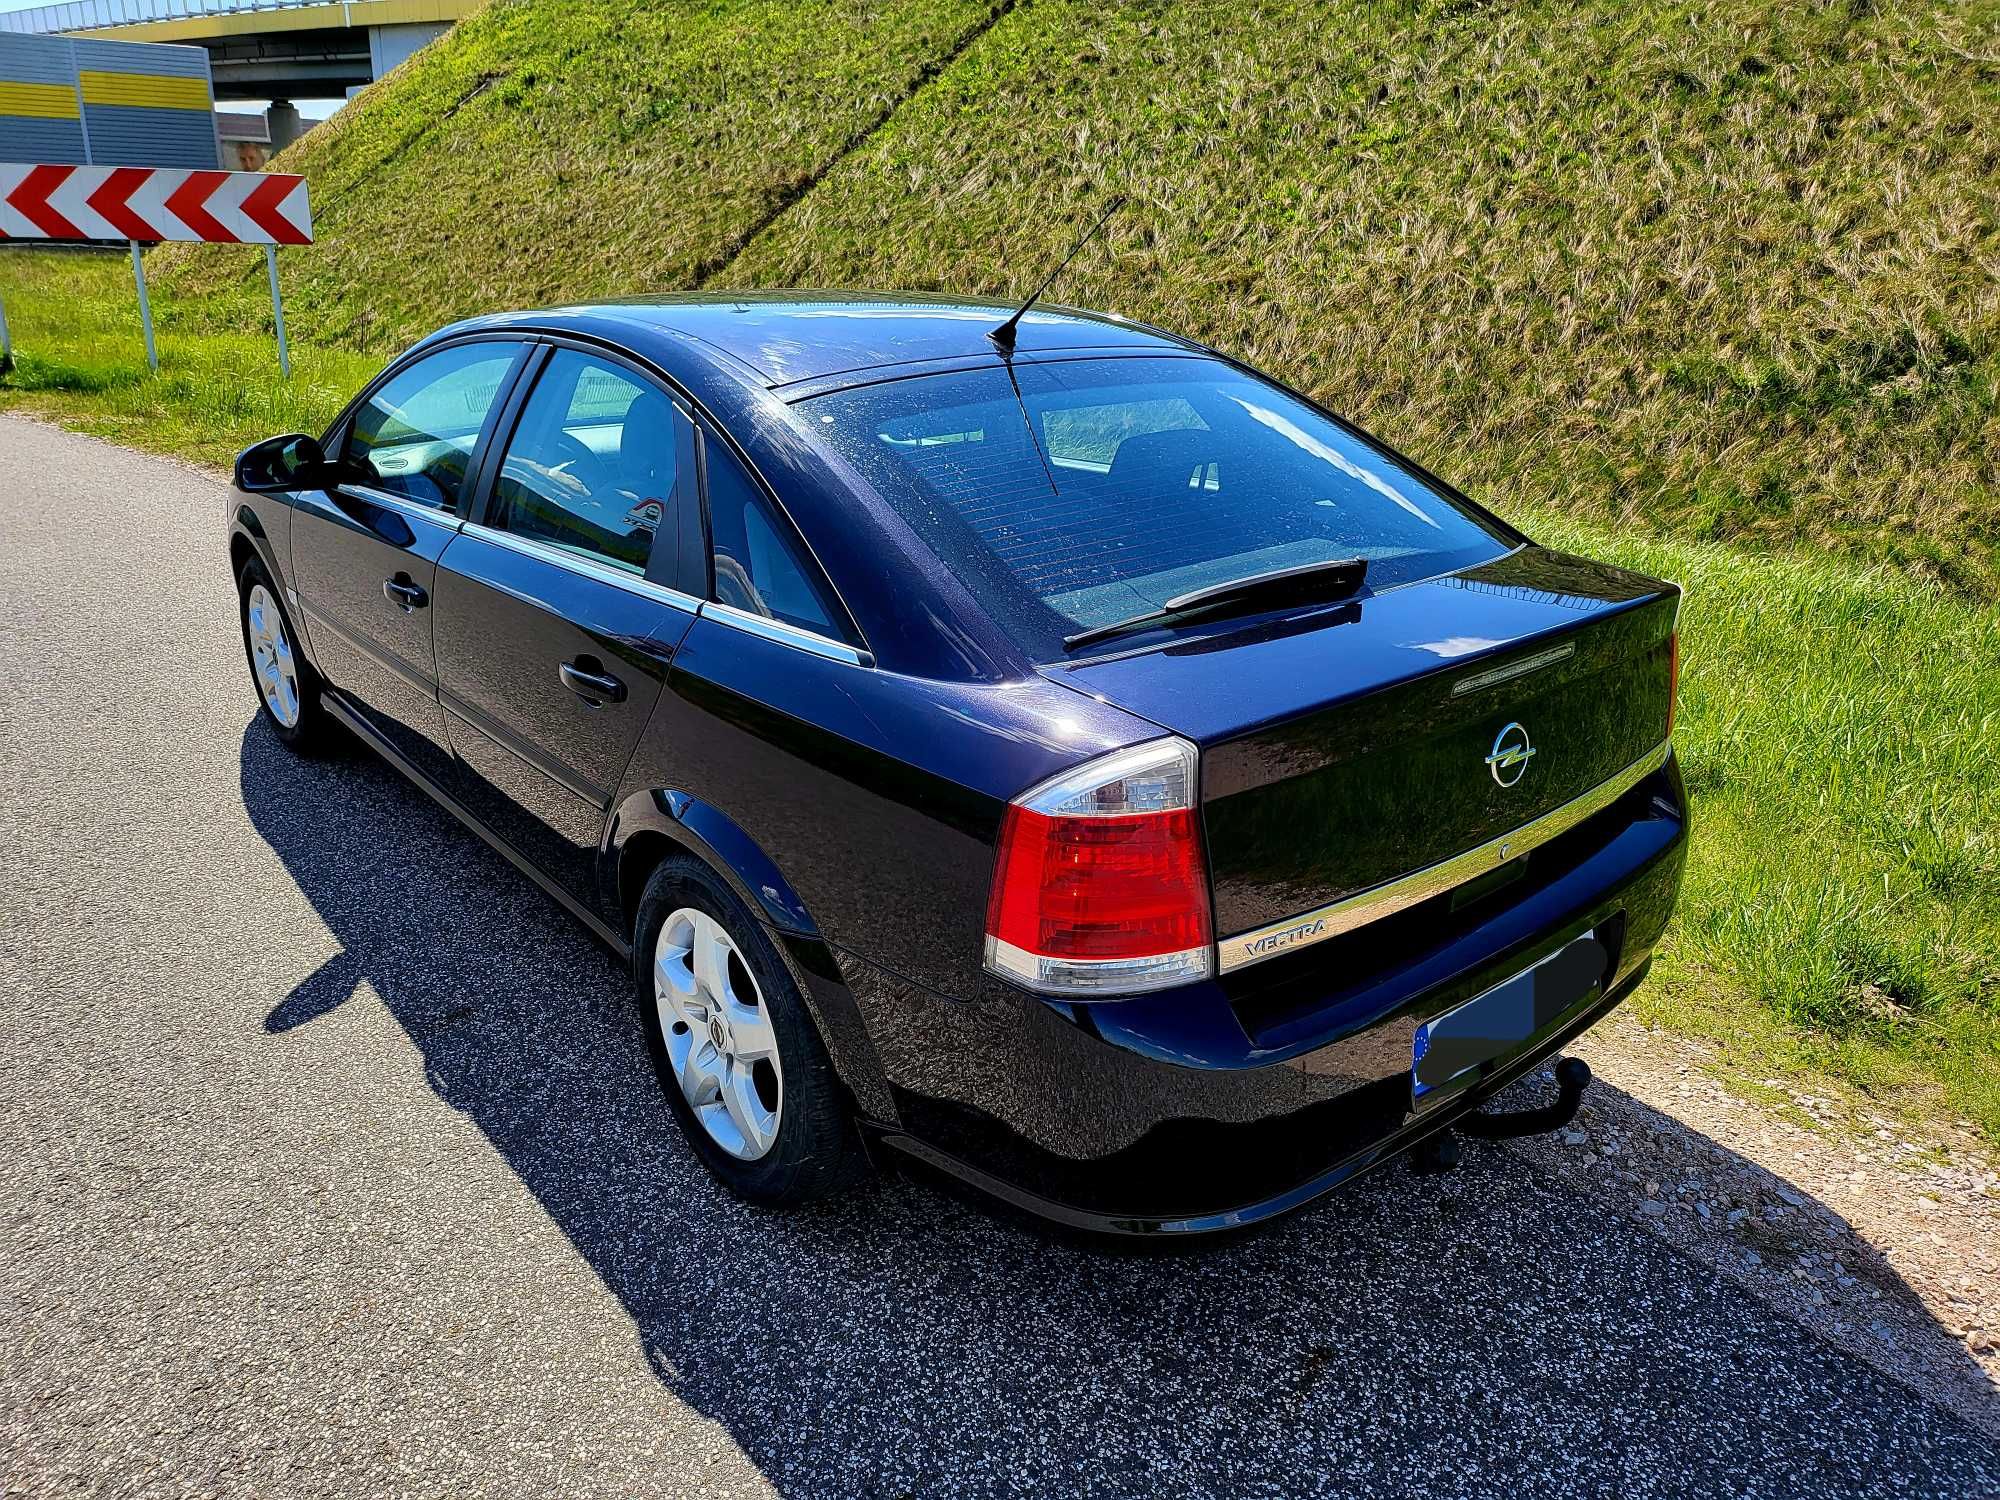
[466,339,695,598]
[320,335,537,521]
[335,483,472,532]
[691,420,870,663]
[455,519,703,617]
[439,520,863,665]
[702,599,872,667]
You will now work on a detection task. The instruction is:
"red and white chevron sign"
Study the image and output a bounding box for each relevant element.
[0,163,312,245]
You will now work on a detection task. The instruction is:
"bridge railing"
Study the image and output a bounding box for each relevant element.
[0,0,342,35]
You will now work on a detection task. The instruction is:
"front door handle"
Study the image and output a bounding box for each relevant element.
[383,577,428,612]
[560,660,627,705]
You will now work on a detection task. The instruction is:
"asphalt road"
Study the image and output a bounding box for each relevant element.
[2,413,1996,1499]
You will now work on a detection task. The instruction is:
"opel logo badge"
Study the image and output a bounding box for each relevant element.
[1485,721,1536,787]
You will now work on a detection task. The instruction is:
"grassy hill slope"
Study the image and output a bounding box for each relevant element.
[728,0,2000,591]
[155,0,1005,341]
[2,0,1996,1134]
[137,0,2000,592]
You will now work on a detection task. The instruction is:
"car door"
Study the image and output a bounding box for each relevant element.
[289,338,529,787]
[431,343,702,918]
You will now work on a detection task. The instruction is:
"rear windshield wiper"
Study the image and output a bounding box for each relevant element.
[1062,556,1369,652]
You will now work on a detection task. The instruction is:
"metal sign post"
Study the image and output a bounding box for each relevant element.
[265,244,290,379]
[0,291,12,375]
[129,240,158,374]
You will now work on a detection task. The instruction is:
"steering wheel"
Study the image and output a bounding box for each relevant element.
[548,430,616,496]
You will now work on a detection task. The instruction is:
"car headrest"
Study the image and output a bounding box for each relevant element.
[618,393,679,486]
[1107,428,1213,488]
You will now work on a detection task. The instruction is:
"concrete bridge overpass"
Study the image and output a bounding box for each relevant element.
[0,0,478,144]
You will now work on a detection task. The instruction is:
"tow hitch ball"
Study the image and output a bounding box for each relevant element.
[1409,1057,1593,1174]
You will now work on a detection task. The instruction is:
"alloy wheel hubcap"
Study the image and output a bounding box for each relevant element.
[246,584,301,728]
[654,907,783,1160]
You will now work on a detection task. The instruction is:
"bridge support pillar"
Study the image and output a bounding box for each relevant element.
[267,100,303,153]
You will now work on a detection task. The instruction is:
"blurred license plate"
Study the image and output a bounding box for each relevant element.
[1412,931,1606,1102]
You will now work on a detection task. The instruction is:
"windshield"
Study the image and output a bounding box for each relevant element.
[800,356,1511,658]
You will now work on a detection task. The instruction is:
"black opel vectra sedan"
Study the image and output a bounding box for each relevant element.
[227,294,1685,1235]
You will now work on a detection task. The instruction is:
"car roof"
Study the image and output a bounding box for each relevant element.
[457,292,1198,389]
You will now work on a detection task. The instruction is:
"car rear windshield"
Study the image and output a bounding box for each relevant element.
[799,355,1512,658]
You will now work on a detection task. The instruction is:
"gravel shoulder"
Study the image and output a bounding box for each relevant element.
[1505,1015,2000,1440]
[2,414,1996,1496]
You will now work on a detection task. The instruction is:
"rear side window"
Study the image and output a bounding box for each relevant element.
[346,342,521,509]
[702,433,847,640]
[490,349,688,576]
[800,356,1510,657]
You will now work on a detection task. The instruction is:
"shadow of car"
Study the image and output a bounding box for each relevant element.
[240,717,2000,1495]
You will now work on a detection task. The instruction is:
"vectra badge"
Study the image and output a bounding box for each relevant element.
[1485,722,1536,787]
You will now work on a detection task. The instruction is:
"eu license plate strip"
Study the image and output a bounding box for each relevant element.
[1412,930,1606,1102]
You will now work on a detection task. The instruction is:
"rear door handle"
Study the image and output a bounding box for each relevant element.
[383,577,428,611]
[560,660,626,705]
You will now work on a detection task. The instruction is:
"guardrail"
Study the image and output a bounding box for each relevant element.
[0,0,338,36]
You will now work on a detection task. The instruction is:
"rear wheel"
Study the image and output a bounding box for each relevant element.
[633,856,867,1205]
[237,557,330,753]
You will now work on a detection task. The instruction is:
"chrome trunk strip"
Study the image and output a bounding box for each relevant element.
[1215,740,1672,975]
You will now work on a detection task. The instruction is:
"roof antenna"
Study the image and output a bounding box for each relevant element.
[987,194,1127,357]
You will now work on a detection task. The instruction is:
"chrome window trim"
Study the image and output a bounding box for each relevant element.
[339,482,465,526]
[702,600,873,668]
[459,519,701,614]
[445,523,870,662]
[1216,739,1673,975]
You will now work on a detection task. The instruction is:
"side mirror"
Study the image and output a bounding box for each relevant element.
[234,432,329,493]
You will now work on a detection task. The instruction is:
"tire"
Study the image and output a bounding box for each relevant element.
[633,854,868,1206]
[237,556,331,753]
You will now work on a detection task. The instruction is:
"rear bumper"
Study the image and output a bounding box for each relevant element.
[836,754,1688,1237]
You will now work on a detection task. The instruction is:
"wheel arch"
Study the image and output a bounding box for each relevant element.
[230,511,325,676]
[228,511,276,583]
[606,787,900,1131]
[607,788,819,943]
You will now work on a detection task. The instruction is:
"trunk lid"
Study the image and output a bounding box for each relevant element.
[1044,548,1678,943]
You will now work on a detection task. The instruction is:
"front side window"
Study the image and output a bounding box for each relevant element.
[800,356,1512,658]
[490,350,686,576]
[346,342,522,509]
[703,433,846,639]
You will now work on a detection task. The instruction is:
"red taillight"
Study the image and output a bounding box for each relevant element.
[1667,631,1680,739]
[987,805,1212,957]
[983,738,1213,994]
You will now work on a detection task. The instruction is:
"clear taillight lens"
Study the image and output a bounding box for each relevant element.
[982,738,1213,995]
